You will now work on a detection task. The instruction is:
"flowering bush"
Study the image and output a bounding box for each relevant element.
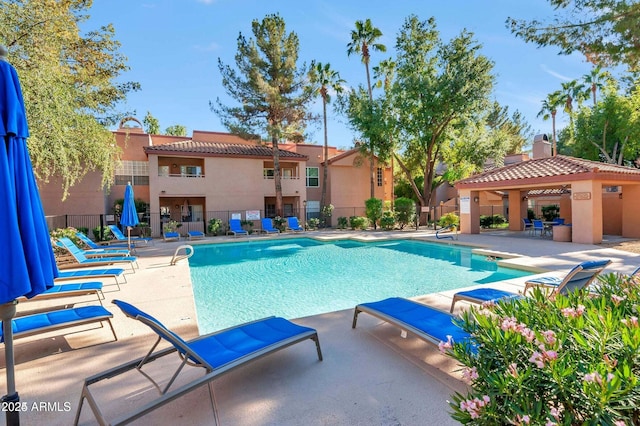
[50,226,82,255]
[445,272,640,425]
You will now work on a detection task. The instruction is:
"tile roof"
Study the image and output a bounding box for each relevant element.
[456,155,640,187]
[144,140,308,159]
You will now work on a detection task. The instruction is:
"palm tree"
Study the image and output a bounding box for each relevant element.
[560,80,587,143]
[347,19,386,197]
[537,91,564,156]
[582,66,612,106]
[310,62,344,221]
[347,19,386,100]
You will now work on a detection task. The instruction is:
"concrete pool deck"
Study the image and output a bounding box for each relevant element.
[3,229,640,425]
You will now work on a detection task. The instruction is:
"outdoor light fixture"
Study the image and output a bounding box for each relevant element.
[473,196,479,203]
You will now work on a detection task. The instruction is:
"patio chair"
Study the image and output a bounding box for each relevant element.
[522,218,533,234]
[532,219,546,237]
[56,237,138,272]
[187,230,205,240]
[227,219,248,237]
[352,297,473,348]
[449,259,612,312]
[0,305,116,344]
[55,268,127,289]
[74,300,323,426]
[107,224,154,246]
[76,231,130,251]
[287,216,304,232]
[163,232,180,242]
[18,281,104,305]
[260,218,280,234]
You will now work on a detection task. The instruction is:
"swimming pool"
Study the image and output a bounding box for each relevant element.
[189,238,530,333]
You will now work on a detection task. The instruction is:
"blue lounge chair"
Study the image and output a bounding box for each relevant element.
[260,218,280,234]
[18,282,104,304]
[163,232,180,242]
[107,224,154,246]
[0,305,117,343]
[64,233,130,257]
[56,237,138,272]
[449,259,612,312]
[74,300,323,425]
[76,232,130,251]
[227,219,248,237]
[352,297,472,347]
[56,268,126,289]
[287,216,304,232]
[187,230,205,240]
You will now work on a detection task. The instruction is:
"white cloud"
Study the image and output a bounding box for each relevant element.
[540,64,573,81]
[193,41,220,52]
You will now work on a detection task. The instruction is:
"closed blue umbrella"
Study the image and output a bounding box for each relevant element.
[120,182,139,251]
[0,50,58,424]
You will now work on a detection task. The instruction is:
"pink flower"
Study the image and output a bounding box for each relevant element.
[614,421,626,426]
[541,330,557,345]
[438,335,454,352]
[529,351,545,368]
[611,294,626,305]
[621,316,638,327]
[507,363,518,378]
[462,366,479,381]
[549,407,560,419]
[546,420,557,426]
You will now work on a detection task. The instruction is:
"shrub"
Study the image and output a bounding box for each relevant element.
[365,198,383,230]
[394,197,416,229]
[480,214,507,228]
[445,273,640,425]
[321,204,334,228]
[273,216,287,232]
[337,216,348,229]
[349,216,369,230]
[307,217,320,230]
[163,220,182,233]
[439,212,459,228]
[541,204,560,221]
[93,225,112,241]
[208,218,223,235]
[380,211,396,230]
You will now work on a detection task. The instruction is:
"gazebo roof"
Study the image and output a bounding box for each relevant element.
[455,155,640,189]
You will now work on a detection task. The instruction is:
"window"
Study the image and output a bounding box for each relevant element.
[158,165,169,177]
[306,167,319,187]
[180,165,202,177]
[264,168,275,179]
[115,160,149,185]
[377,167,383,187]
[265,203,276,217]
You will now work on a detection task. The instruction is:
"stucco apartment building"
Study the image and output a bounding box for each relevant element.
[39,122,392,236]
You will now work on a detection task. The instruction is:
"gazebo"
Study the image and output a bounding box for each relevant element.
[455,155,640,244]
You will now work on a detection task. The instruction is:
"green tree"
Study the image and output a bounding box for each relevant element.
[164,124,187,136]
[310,62,344,215]
[347,19,386,197]
[214,14,316,216]
[537,91,564,156]
[143,111,160,134]
[0,0,139,197]
[390,16,495,208]
[507,0,640,71]
[566,84,640,165]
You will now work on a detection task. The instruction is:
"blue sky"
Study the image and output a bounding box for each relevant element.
[87,0,596,150]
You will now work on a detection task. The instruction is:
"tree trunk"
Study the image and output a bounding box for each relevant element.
[551,112,557,156]
[272,136,283,217]
[320,97,328,217]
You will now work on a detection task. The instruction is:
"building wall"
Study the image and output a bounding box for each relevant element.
[39,171,106,216]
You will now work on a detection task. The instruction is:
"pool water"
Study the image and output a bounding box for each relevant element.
[189,238,530,333]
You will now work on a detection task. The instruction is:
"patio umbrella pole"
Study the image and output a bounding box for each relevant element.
[1,300,20,426]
